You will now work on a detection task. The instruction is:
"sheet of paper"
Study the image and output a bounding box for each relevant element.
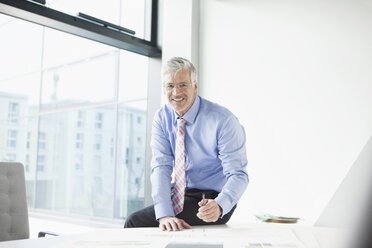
[50,227,307,248]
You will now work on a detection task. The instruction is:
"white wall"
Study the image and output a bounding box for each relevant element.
[198,0,372,224]
[161,0,199,66]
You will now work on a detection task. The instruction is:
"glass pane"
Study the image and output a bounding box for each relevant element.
[47,0,121,25]
[0,14,42,208]
[0,74,41,108]
[0,11,150,221]
[0,115,38,207]
[0,16,43,83]
[119,50,148,107]
[41,28,117,109]
[46,0,150,40]
[121,0,148,39]
[0,16,41,107]
[36,106,116,217]
[42,28,113,68]
[115,100,147,218]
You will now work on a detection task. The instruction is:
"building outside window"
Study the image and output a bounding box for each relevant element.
[36,155,45,172]
[7,129,17,148]
[94,134,102,151]
[5,153,16,162]
[77,110,85,128]
[25,154,30,172]
[76,133,84,149]
[94,176,103,195]
[93,155,102,174]
[0,0,160,224]
[75,154,83,170]
[74,175,84,195]
[8,102,19,124]
[38,132,46,150]
[95,113,103,129]
[26,131,31,149]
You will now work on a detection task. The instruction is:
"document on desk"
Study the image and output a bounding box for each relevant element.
[50,227,308,248]
[165,243,223,248]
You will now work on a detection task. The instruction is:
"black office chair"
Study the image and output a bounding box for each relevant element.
[0,162,57,241]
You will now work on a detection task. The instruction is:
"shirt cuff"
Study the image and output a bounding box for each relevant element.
[154,202,175,220]
[214,193,234,218]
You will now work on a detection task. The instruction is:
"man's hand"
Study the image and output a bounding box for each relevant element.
[197,199,222,222]
[158,216,192,231]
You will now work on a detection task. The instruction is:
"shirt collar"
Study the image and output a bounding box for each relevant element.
[173,95,200,125]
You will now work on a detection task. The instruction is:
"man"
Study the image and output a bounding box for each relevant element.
[124,57,248,231]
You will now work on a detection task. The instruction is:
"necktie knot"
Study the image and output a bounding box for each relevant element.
[177,118,186,133]
[177,118,186,126]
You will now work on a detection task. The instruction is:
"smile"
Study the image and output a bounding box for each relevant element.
[173,98,184,102]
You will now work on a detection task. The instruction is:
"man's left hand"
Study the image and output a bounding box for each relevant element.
[196,199,222,222]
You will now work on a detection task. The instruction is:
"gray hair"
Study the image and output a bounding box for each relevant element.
[162,57,197,84]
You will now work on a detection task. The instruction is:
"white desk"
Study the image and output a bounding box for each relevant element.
[0,223,349,248]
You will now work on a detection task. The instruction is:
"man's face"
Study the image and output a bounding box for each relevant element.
[163,69,198,116]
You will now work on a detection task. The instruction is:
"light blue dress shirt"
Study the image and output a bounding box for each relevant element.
[150,95,249,220]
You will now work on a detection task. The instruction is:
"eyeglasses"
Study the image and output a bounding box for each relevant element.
[164,83,193,92]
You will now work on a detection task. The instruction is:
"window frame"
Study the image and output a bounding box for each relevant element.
[0,0,161,57]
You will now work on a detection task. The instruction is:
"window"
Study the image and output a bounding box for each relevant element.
[125,147,130,165]
[77,111,85,128]
[8,102,19,124]
[25,154,30,172]
[95,113,104,129]
[26,132,31,149]
[76,133,84,149]
[75,154,83,170]
[46,0,152,41]
[94,134,102,151]
[7,130,17,148]
[37,155,45,172]
[5,153,16,162]
[0,0,160,222]
[38,132,46,150]
[110,137,114,157]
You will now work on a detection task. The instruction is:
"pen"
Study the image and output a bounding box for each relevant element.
[202,193,206,206]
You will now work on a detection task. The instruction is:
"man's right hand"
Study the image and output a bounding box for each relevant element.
[158,216,192,231]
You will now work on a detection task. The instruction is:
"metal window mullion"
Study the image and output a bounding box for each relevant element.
[33,25,46,209]
[150,0,158,46]
[112,49,120,220]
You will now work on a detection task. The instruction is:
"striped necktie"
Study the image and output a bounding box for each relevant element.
[172,118,187,215]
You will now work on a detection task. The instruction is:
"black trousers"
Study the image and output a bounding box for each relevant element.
[124,188,236,228]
